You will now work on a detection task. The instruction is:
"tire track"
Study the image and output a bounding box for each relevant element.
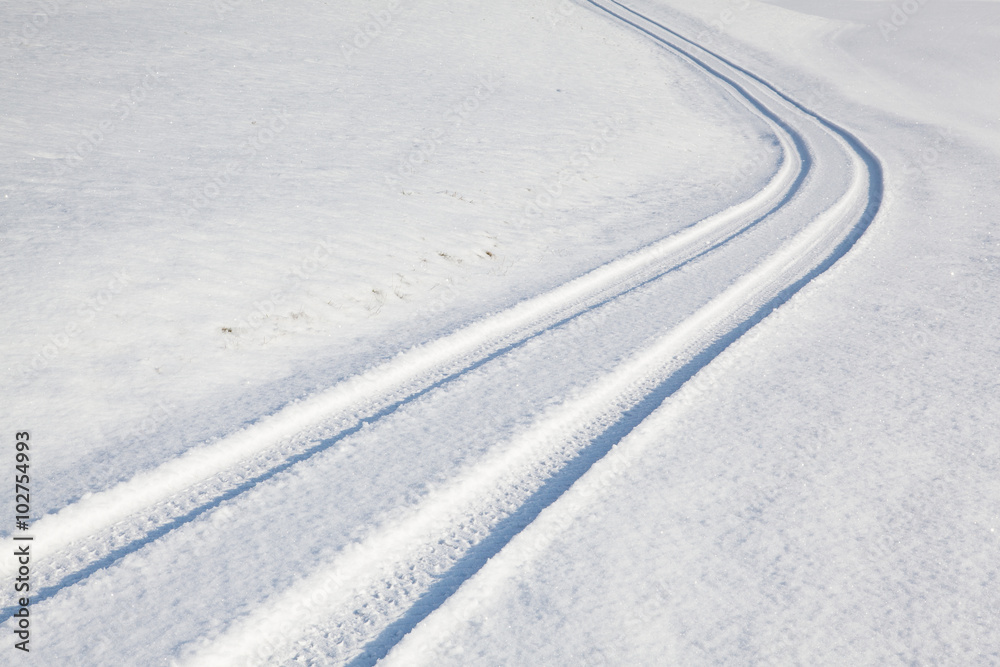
[176,3,883,665]
[0,66,803,618]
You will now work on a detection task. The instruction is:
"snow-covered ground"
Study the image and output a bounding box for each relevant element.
[1,0,997,664]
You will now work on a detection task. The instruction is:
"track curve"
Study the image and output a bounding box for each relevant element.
[0,3,882,665]
[179,4,883,666]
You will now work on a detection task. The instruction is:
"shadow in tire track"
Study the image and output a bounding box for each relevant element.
[344,2,884,663]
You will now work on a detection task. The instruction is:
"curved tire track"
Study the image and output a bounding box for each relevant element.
[0,43,805,618]
[176,3,884,666]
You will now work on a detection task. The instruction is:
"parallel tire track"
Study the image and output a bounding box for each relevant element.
[176,3,884,665]
[0,45,804,613]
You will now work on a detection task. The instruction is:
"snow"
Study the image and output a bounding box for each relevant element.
[2,0,998,664]
[2,0,770,514]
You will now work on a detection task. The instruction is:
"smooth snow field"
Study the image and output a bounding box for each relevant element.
[1,0,997,664]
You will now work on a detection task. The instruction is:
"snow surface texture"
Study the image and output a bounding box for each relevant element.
[1,0,998,665]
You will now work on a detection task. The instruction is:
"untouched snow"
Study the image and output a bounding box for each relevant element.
[2,0,998,665]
